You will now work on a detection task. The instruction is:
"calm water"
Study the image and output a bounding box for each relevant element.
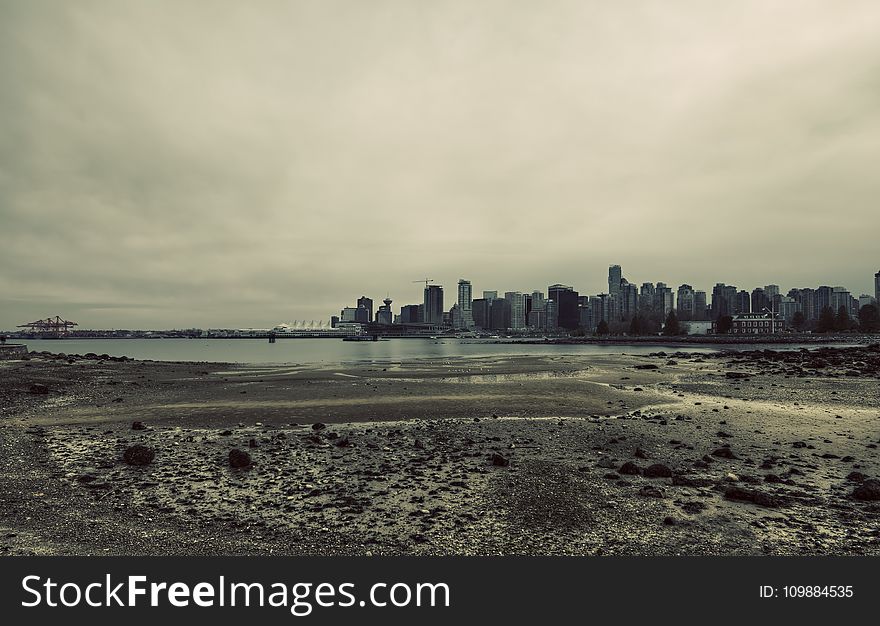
[15,338,842,365]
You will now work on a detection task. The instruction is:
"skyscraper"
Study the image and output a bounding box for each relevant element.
[457,279,475,329]
[423,285,444,325]
[490,297,511,330]
[875,271,879,305]
[694,291,708,320]
[375,297,393,325]
[505,292,525,329]
[654,282,674,315]
[548,284,579,330]
[608,265,622,297]
[357,296,373,323]
[472,298,489,329]
[676,284,695,320]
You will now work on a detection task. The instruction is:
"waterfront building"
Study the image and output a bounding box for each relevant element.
[375,297,393,325]
[457,279,475,329]
[357,296,373,323]
[424,285,444,325]
[729,311,784,334]
[399,304,423,324]
[548,284,579,330]
[490,297,511,330]
[505,292,526,330]
[676,284,695,320]
[694,290,708,320]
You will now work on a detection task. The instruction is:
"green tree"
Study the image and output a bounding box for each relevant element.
[715,315,733,334]
[817,307,836,333]
[791,310,806,331]
[858,304,880,332]
[596,320,610,335]
[662,310,680,336]
[834,306,850,332]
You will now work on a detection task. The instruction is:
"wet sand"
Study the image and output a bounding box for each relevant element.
[1,346,879,555]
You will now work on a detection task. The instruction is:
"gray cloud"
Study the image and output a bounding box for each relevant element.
[2,0,879,329]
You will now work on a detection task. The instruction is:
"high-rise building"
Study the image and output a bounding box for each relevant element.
[735,290,751,314]
[591,293,610,326]
[711,283,737,319]
[764,285,780,300]
[472,298,489,329]
[483,290,498,301]
[694,291,708,320]
[655,283,674,316]
[457,279,475,329]
[545,299,558,330]
[676,284,695,320]
[640,283,656,314]
[831,286,851,316]
[778,296,800,322]
[399,304,423,324]
[858,294,876,310]
[423,285,444,325]
[375,297,393,325]
[751,288,769,314]
[608,265,622,297]
[548,284,579,330]
[816,286,833,317]
[357,296,373,323]
[608,265,622,320]
[490,297,511,330]
[505,292,526,329]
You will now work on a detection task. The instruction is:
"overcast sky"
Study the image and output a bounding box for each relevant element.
[2,1,879,329]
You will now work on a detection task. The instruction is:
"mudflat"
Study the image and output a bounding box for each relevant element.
[1,345,879,555]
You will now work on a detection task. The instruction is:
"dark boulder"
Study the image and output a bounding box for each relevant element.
[29,383,49,394]
[229,448,252,468]
[852,479,880,501]
[711,447,736,459]
[123,444,155,466]
[131,421,146,430]
[491,452,510,467]
[644,463,673,478]
[619,461,641,475]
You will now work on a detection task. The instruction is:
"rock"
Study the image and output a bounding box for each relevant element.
[643,463,673,478]
[335,436,351,447]
[619,461,641,475]
[131,421,146,430]
[711,447,736,459]
[123,444,155,466]
[852,479,880,501]
[312,423,326,431]
[639,486,665,498]
[29,383,49,394]
[229,449,252,468]
[846,471,867,482]
[723,486,779,507]
[414,439,425,450]
[491,452,510,467]
[792,441,807,448]
[248,438,258,448]
[596,457,618,469]
[634,364,658,370]
[725,372,749,379]
[634,447,648,459]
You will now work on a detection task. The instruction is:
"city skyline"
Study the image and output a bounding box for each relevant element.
[3,2,880,329]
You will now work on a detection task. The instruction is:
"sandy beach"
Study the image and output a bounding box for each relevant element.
[1,345,879,556]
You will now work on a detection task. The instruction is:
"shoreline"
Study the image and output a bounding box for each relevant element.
[1,345,878,556]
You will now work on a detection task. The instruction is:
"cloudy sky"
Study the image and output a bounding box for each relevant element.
[2,0,879,329]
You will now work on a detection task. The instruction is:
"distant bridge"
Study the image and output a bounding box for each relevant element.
[17,316,78,333]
